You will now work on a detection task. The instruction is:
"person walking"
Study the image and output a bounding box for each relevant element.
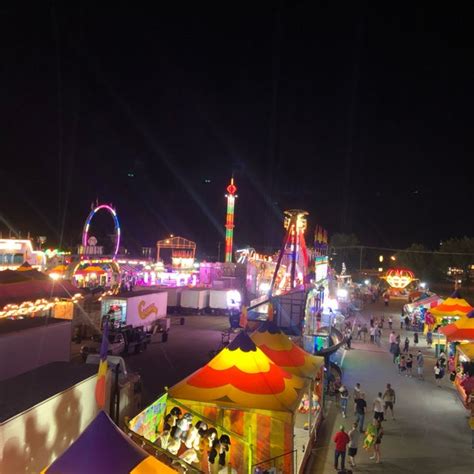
[383,384,396,420]
[353,383,361,401]
[362,323,368,343]
[354,392,367,433]
[426,330,433,348]
[389,331,396,344]
[373,392,385,422]
[434,362,442,386]
[391,341,401,363]
[371,419,384,463]
[333,425,350,471]
[438,350,447,369]
[404,315,410,330]
[370,326,376,344]
[384,292,389,306]
[406,353,413,377]
[376,327,382,346]
[403,336,410,353]
[399,355,407,375]
[396,333,401,344]
[416,350,424,380]
[348,422,360,468]
[388,316,393,330]
[413,332,419,346]
[345,328,353,350]
[356,324,362,340]
[339,384,349,418]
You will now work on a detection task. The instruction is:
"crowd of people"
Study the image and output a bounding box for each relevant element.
[330,301,452,471]
[332,382,396,470]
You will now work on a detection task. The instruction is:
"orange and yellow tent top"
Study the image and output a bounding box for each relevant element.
[458,342,474,360]
[430,296,473,318]
[168,332,305,412]
[439,315,474,341]
[251,321,324,379]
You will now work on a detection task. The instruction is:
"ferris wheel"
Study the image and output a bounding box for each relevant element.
[82,203,121,258]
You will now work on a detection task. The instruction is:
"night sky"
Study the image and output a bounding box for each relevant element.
[1,3,473,257]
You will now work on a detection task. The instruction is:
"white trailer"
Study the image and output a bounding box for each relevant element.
[180,288,210,314]
[209,289,242,315]
[101,290,168,330]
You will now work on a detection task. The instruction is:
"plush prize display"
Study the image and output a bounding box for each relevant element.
[172,412,193,440]
[185,420,208,450]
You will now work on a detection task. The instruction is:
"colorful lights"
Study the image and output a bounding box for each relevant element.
[224,177,237,263]
[82,204,121,258]
[385,268,415,289]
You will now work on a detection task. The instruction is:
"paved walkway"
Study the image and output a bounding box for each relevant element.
[307,299,474,473]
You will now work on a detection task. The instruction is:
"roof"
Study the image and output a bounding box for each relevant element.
[0,279,81,308]
[458,343,474,360]
[169,331,305,412]
[439,317,474,341]
[430,297,473,317]
[102,289,166,299]
[0,317,69,336]
[0,268,50,284]
[0,361,96,423]
[42,411,176,474]
[250,321,324,379]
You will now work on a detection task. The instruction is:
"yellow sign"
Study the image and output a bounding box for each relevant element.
[138,300,158,320]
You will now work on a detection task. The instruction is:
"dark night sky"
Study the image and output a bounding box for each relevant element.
[0,3,473,257]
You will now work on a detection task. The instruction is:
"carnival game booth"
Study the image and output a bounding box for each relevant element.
[42,411,176,474]
[251,322,325,472]
[428,292,473,330]
[166,332,307,473]
[451,343,474,407]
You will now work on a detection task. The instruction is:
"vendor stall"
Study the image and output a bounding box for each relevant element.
[251,322,325,472]
[425,290,474,332]
[452,343,474,407]
[129,332,308,473]
[42,411,176,473]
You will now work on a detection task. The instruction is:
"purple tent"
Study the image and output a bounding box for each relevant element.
[42,411,175,474]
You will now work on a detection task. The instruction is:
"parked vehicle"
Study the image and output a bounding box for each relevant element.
[80,325,149,361]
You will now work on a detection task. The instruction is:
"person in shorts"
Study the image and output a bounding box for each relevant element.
[383,383,396,420]
[347,421,360,468]
[373,392,384,421]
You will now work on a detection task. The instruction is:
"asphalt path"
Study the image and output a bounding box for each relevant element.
[307,299,474,473]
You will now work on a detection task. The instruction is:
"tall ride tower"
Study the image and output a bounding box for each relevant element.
[224,177,237,262]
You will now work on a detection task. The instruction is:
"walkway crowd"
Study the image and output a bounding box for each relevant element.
[312,299,473,473]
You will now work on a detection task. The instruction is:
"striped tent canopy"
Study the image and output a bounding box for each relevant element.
[168,331,305,412]
[430,297,473,318]
[41,411,176,474]
[250,321,324,379]
[439,317,474,341]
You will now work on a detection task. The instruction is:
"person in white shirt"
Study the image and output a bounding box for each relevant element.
[373,392,385,421]
[370,326,376,344]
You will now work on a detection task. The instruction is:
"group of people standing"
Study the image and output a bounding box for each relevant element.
[333,382,396,470]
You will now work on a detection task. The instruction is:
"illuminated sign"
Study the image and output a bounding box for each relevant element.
[385,268,415,289]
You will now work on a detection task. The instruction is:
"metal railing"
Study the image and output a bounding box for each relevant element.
[251,450,296,473]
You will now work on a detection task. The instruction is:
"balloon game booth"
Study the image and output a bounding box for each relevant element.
[426,293,474,355]
[127,329,324,473]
